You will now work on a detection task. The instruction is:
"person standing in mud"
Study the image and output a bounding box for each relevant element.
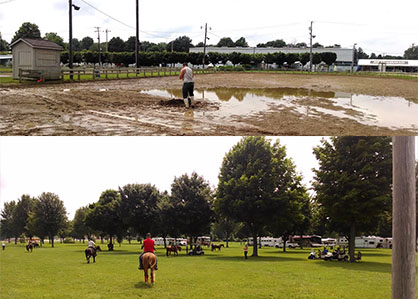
[179,62,194,108]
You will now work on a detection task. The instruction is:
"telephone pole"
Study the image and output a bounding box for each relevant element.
[105,29,111,52]
[309,21,313,72]
[392,136,416,299]
[135,0,139,69]
[94,26,102,67]
[201,23,211,68]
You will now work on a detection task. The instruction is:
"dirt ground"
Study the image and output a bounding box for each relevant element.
[0,73,417,136]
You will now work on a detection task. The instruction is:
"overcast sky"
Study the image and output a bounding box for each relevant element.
[0,136,325,219]
[1,136,417,220]
[1,0,417,56]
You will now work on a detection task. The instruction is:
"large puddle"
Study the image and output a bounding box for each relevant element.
[141,88,418,132]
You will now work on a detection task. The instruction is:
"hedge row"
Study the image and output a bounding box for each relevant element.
[61,51,337,67]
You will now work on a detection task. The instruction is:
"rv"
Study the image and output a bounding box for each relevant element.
[337,236,385,248]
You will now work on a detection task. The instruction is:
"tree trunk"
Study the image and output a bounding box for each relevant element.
[252,233,258,256]
[349,224,355,262]
[51,235,55,248]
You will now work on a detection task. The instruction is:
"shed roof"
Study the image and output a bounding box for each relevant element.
[10,38,63,51]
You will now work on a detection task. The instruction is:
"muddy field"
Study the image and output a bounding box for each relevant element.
[1,73,417,135]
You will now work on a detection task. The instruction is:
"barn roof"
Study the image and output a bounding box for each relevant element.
[10,38,63,51]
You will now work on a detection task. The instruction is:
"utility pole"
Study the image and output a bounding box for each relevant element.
[201,23,211,68]
[105,29,111,52]
[69,0,80,79]
[392,136,416,299]
[135,0,139,69]
[94,27,102,67]
[309,21,313,72]
[351,43,357,73]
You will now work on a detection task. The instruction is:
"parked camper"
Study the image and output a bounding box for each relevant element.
[337,236,385,248]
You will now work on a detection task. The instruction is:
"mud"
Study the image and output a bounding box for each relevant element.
[0,73,417,136]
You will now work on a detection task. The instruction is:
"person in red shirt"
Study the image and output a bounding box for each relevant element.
[138,233,158,270]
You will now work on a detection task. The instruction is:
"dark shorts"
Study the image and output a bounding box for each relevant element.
[182,82,194,98]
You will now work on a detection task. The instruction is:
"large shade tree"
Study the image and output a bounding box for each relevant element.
[12,22,41,43]
[170,172,214,251]
[216,137,307,256]
[27,192,68,247]
[313,137,392,262]
[71,206,91,242]
[14,194,36,239]
[119,184,161,239]
[85,190,124,245]
[0,201,17,243]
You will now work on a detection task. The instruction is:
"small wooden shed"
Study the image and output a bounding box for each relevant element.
[10,38,63,80]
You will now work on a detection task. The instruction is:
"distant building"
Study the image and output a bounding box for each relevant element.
[10,38,63,80]
[358,59,418,73]
[0,54,12,66]
[190,47,354,67]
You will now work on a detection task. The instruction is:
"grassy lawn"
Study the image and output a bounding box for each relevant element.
[1,241,415,299]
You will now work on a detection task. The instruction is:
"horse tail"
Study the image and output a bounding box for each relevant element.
[150,254,157,269]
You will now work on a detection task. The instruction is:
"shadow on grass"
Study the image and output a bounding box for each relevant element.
[314,259,392,274]
[206,254,302,262]
[134,281,154,289]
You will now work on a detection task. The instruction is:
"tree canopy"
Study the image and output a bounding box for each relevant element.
[313,137,392,261]
[12,22,41,43]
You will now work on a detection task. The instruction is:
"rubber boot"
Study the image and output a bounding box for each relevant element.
[189,96,194,108]
[184,98,189,108]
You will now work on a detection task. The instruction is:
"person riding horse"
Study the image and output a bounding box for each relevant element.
[87,238,97,256]
[138,233,158,270]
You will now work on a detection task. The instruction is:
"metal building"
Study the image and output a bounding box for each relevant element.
[10,38,63,80]
[358,59,418,73]
[190,47,354,66]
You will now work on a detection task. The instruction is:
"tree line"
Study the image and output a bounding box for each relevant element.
[0,137,401,261]
[59,50,337,68]
[1,22,417,60]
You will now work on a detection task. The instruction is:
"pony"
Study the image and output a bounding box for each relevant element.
[211,244,224,251]
[142,252,157,285]
[85,245,102,263]
[166,245,181,256]
[26,243,34,253]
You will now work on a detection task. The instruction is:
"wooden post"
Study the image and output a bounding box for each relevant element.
[392,136,416,299]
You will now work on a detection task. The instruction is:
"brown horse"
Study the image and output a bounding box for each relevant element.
[166,245,181,256]
[142,252,157,285]
[85,245,102,263]
[211,244,224,251]
[26,243,34,253]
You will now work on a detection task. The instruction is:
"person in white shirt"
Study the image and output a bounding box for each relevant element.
[179,62,195,108]
[88,238,96,249]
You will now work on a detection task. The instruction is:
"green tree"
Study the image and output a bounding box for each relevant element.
[313,137,392,262]
[211,216,239,248]
[404,44,418,59]
[108,37,125,52]
[0,32,9,51]
[357,47,369,59]
[235,37,248,47]
[216,137,306,256]
[85,190,124,246]
[320,52,337,70]
[167,36,193,52]
[257,39,286,48]
[71,38,82,51]
[80,36,94,50]
[12,22,41,43]
[14,194,36,239]
[125,36,136,51]
[170,172,214,251]
[119,184,161,239]
[0,201,17,242]
[71,206,91,242]
[217,37,235,47]
[313,42,323,48]
[44,32,65,48]
[27,192,68,247]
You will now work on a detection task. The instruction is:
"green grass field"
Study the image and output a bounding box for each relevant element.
[1,242,416,299]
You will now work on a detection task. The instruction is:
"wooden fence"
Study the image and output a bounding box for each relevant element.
[60,67,215,81]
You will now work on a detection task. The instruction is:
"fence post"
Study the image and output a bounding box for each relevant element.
[392,136,416,299]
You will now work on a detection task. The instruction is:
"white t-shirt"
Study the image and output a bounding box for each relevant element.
[181,66,194,83]
[88,240,96,248]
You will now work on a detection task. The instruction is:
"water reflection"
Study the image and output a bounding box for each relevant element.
[140,87,418,132]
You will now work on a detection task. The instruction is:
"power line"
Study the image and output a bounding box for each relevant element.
[0,0,16,4]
